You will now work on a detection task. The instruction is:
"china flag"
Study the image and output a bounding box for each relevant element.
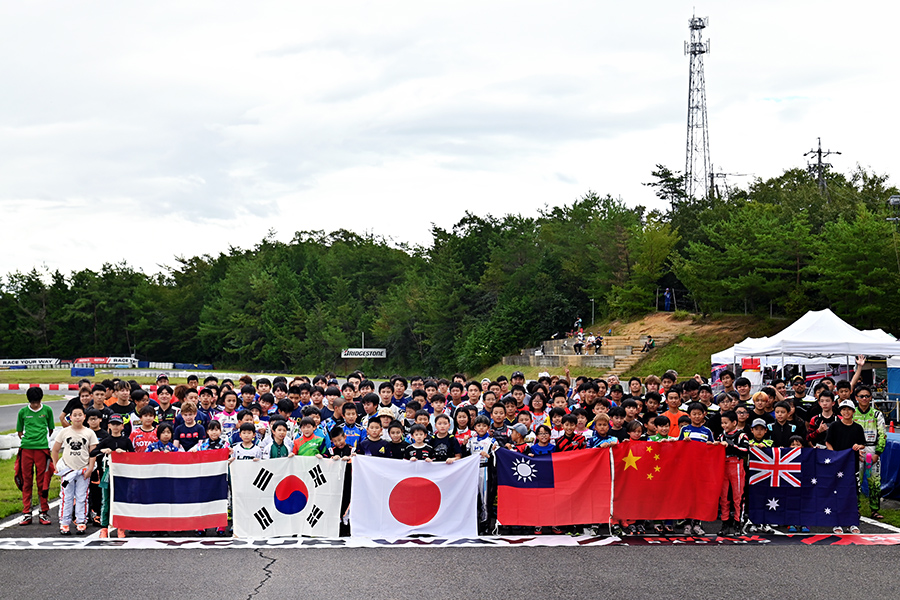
[611,441,724,521]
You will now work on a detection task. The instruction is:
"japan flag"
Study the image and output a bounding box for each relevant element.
[351,454,479,538]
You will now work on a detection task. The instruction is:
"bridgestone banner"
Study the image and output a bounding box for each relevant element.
[340,348,387,358]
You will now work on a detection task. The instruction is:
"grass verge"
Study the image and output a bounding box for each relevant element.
[0,457,61,520]
[860,502,900,529]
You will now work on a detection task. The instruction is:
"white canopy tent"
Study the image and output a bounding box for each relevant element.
[711,308,900,369]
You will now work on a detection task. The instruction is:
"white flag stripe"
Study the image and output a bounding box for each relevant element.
[112,461,227,479]
[351,454,479,538]
[113,500,228,519]
[231,456,345,538]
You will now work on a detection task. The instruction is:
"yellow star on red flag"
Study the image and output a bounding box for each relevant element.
[622,449,642,470]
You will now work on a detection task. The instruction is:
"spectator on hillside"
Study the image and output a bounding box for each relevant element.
[641,335,655,352]
[573,332,584,355]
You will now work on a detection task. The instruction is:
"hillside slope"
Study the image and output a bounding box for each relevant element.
[477,312,790,381]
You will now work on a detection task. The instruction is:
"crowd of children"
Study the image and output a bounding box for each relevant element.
[15,359,887,537]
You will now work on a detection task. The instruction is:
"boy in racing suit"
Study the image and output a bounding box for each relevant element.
[852,386,886,518]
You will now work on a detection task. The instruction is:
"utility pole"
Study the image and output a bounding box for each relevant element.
[804,137,841,195]
[709,171,750,199]
[685,14,712,200]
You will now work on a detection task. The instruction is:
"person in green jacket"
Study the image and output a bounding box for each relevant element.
[852,385,886,518]
[16,387,55,526]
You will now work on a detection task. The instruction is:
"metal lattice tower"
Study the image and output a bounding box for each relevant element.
[684,14,711,199]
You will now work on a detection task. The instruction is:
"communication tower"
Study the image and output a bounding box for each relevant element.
[685,14,712,199]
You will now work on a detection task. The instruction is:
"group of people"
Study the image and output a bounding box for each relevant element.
[15,357,887,537]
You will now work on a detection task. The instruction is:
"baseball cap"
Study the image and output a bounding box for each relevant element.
[511,423,529,437]
[511,371,525,379]
[750,418,767,428]
[839,399,856,410]
[108,414,124,424]
[610,384,624,393]
[481,377,491,384]
[156,373,169,382]
[791,375,805,383]
[377,407,395,417]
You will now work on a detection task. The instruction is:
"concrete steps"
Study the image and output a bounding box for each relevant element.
[502,332,677,377]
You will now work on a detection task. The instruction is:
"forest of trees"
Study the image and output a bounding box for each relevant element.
[2,164,898,376]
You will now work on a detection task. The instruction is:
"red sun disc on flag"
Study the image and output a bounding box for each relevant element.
[388,477,441,526]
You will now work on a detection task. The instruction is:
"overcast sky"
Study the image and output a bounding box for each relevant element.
[1,1,896,277]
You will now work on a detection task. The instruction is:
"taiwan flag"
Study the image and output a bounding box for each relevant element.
[746,447,858,527]
[496,448,612,526]
[611,440,724,521]
[351,454,480,538]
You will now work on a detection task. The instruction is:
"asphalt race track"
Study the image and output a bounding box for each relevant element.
[0,545,897,600]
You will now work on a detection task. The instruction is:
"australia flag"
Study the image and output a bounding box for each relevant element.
[747,447,858,527]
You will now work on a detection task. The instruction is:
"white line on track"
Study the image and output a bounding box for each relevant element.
[860,516,900,533]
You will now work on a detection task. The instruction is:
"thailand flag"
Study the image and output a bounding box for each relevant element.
[110,449,229,531]
[351,454,479,538]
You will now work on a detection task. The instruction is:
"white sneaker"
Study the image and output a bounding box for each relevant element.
[833,526,844,534]
[849,525,861,534]
[692,523,705,536]
[683,524,692,535]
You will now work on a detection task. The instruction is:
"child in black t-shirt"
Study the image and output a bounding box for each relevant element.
[324,427,354,460]
[607,407,628,442]
[404,424,434,461]
[323,426,353,536]
[489,404,511,447]
[387,421,407,459]
[357,420,391,457]
[413,409,433,436]
[173,404,206,451]
[825,400,866,534]
[502,397,519,427]
[90,414,134,538]
[429,414,462,463]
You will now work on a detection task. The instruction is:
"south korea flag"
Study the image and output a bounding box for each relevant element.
[232,457,346,538]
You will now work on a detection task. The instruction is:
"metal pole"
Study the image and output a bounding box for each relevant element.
[362,332,365,349]
[591,299,595,325]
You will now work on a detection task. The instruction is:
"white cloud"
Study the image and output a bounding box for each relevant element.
[0,0,897,276]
